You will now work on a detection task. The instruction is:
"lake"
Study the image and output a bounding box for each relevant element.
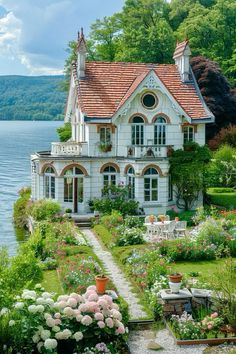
[0,121,62,256]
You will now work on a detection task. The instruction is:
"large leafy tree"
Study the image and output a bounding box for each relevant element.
[170,143,211,210]
[191,56,236,140]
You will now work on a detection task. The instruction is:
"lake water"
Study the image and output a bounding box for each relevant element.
[0,121,62,256]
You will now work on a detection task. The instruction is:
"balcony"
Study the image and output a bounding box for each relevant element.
[51,142,88,156]
[127,145,168,158]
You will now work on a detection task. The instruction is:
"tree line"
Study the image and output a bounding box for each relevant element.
[0,76,66,121]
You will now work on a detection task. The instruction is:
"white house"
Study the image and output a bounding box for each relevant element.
[31,32,214,215]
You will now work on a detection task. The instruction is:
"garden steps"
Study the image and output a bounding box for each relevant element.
[81,228,148,320]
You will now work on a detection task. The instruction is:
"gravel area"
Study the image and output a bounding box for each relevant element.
[81,228,148,320]
[128,328,206,354]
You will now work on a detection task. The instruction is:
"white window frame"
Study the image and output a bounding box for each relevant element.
[131,116,144,145]
[103,166,117,188]
[127,167,135,199]
[183,126,194,144]
[154,117,166,145]
[144,168,159,202]
[44,167,55,199]
[63,167,84,203]
[100,127,111,144]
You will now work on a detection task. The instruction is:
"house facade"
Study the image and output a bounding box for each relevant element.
[31,32,214,215]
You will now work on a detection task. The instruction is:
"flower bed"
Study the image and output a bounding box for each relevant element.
[0,285,129,353]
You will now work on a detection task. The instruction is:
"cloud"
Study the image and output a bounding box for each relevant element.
[0,0,124,75]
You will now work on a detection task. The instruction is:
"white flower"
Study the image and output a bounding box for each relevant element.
[67,297,77,308]
[9,320,15,326]
[35,283,42,289]
[40,329,51,340]
[22,290,37,300]
[81,315,93,326]
[63,306,74,317]
[55,329,72,340]
[14,302,24,310]
[0,308,9,316]
[32,333,40,343]
[42,292,52,299]
[28,305,37,314]
[36,305,45,313]
[37,341,44,353]
[44,338,57,350]
[73,331,83,341]
[52,326,60,333]
[44,313,52,320]
[46,317,56,327]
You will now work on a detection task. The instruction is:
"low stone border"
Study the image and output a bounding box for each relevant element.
[166,322,236,346]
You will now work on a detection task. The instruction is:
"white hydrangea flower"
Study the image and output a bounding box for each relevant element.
[14,302,24,310]
[40,329,51,340]
[44,338,57,350]
[73,331,83,342]
[9,320,15,326]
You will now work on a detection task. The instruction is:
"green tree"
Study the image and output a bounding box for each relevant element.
[117,0,175,63]
[57,122,72,142]
[170,143,211,210]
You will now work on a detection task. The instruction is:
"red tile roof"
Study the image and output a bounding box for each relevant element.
[73,61,213,120]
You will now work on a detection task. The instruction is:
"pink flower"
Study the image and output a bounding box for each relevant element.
[207,324,213,330]
[97,299,108,309]
[105,317,114,328]
[211,312,218,319]
[79,304,88,312]
[95,312,104,321]
[116,325,125,334]
[67,298,77,308]
[97,321,105,328]
[88,293,99,302]
[101,295,113,305]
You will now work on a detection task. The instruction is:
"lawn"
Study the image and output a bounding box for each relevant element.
[41,270,64,294]
[207,187,236,208]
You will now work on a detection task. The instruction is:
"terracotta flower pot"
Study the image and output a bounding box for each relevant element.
[95,276,109,294]
[169,273,183,283]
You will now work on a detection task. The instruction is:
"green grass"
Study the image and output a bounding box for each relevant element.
[42,270,64,295]
[207,188,236,208]
[93,224,114,248]
[172,258,236,289]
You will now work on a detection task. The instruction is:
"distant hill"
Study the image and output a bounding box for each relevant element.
[0,75,66,121]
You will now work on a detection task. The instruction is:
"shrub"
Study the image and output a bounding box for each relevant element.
[100,210,123,229]
[116,228,145,246]
[30,199,61,221]
[158,239,216,261]
[0,286,128,353]
[123,216,145,229]
[207,188,236,208]
[57,122,72,142]
[13,187,31,228]
[197,218,230,247]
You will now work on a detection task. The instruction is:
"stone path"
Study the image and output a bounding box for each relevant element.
[128,328,207,354]
[81,228,148,320]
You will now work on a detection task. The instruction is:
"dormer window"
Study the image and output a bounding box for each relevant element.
[141,92,158,110]
[130,115,144,145]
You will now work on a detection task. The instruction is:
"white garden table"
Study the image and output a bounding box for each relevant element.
[144,220,172,241]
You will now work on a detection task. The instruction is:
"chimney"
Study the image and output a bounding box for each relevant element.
[77,28,87,78]
[173,39,191,82]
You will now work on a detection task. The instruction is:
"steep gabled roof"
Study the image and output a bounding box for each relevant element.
[73,61,213,121]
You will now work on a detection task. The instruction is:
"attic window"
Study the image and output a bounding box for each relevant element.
[141,92,157,109]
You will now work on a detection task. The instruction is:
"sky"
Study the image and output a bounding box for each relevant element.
[0,0,124,76]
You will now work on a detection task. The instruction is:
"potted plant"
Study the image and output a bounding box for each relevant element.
[149,214,156,224]
[95,274,109,294]
[98,142,112,152]
[64,208,72,218]
[168,272,183,293]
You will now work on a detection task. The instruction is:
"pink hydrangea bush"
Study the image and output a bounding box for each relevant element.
[0,285,128,354]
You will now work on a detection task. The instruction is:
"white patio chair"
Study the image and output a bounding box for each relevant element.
[175,221,187,238]
[164,214,170,221]
[162,221,176,240]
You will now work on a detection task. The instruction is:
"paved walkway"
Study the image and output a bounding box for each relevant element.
[81,228,148,320]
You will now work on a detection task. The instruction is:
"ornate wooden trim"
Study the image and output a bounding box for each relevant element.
[141,164,164,177]
[60,163,88,177]
[100,162,120,173]
[152,113,171,124]
[40,163,58,176]
[128,113,148,124]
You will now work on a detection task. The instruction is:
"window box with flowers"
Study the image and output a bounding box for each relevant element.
[98,142,112,152]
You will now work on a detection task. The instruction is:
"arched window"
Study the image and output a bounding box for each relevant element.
[44,167,55,199]
[144,167,159,202]
[130,116,144,145]
[103,165,117,188]
[127,167,135,199]
[64,166,84,203]
[154,116,166,145]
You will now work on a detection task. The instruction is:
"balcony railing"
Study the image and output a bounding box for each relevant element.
[51,142,88,156]
[127,145,168,158]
